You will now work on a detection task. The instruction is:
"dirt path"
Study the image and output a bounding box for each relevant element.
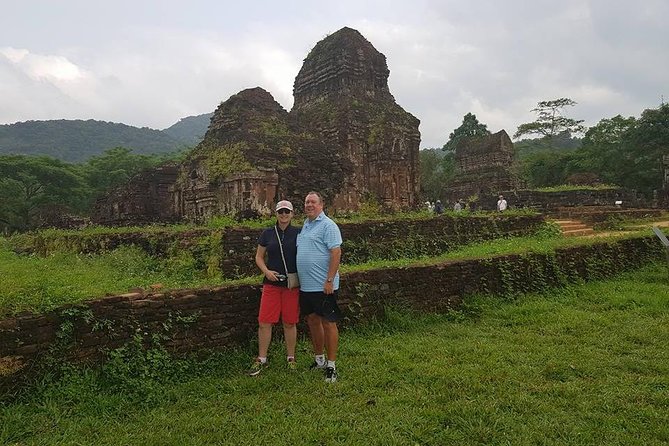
[580,219,669,238]
[629,220,669,229]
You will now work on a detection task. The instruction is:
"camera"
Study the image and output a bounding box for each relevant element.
[276,274,287,281]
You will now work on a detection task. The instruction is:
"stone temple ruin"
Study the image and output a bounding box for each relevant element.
[444,130,656,212]
[445,130,519,204]
[93,27,420,225]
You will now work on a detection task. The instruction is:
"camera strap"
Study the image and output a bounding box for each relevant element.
[275,225,289,275]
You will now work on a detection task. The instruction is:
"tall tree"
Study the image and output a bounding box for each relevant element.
[81,147,161,199]
[0,155,88,232]
[443,113,491,152]
[518,150,575,187]
[571,115,636,181]
[514,98,586,144]
[420,148,455,201]
[572,104,669,195]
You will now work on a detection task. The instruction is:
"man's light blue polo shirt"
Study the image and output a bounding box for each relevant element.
[296,211,342,292]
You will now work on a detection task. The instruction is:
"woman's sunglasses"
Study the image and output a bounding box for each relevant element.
[277,209,292,215]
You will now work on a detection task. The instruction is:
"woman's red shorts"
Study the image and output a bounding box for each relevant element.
[258,284,300,324]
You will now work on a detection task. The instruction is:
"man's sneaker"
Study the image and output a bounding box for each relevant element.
[309,360,325,370]
[324,366,337,383]
[287,358,297,371]
[248,358,266,377]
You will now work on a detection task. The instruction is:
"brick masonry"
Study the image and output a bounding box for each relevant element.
[478,188,648,211]
[221,214,545,277]
[0,236,661,393]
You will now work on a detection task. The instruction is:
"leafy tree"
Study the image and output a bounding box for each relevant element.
[571,104,669,195]
[443,113,491,152]
[514,131,582,158]
[0,156,88,232]
[81,147,163,200]
[420,149,455,201]
[0,147,185,232]
[517,150,575,188]
[514,98,586,144]
[569,115,636,182]
[626,103,669,191]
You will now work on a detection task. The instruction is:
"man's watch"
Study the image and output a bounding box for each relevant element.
[326,278,334,283]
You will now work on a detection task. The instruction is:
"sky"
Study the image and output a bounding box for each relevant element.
[1,0,667,149]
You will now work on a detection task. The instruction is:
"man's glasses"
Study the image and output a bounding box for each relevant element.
[277,209,292,215]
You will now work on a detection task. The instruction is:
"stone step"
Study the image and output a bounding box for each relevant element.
[551,218,595,237]
[559,223,589,231]
[562,228,595,237]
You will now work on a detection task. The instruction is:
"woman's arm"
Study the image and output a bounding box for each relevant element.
[255,245,279,281]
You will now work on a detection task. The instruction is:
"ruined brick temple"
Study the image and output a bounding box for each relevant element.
[445,130,520,204]
[93,27,420,225]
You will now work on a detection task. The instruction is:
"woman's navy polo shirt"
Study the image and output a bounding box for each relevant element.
[258,224,300,287]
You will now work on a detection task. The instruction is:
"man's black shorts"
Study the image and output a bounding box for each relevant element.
[299,290,342,322]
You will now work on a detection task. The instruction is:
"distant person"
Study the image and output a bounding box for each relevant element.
[248,200,300,376]
[434,200,444,214]
[497,194,508,212]
[453,199,463,212]
[424,201,433,212]
[297,191,343,383]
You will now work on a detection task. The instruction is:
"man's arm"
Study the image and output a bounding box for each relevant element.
[323,246,341,294]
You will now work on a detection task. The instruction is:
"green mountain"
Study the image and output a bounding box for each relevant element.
[0,119,192,162]
[162,113,212,146]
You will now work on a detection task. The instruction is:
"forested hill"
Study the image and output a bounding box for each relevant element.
[162,113,212,146]
[0,119,196,162]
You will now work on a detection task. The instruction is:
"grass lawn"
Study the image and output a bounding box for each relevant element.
[2,264,668,445]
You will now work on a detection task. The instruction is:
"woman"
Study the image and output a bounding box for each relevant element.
[248,200,301,376]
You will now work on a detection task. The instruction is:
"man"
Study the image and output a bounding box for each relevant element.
[453,199,463,212]
[497,194,508,212]
[296,191,342,383]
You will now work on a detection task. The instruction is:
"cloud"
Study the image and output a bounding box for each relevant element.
[1,47,86,82]
[77,27,303,127]
[0,31,303,130]
[0,49,95,123]
[1,0,668,150]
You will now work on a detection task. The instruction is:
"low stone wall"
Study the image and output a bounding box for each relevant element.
[549,207,664,224]
[10,229,213,257]
[11,214,546,278]
[478,188,647,211]
[221,214,545,277]
[0,236,661,394]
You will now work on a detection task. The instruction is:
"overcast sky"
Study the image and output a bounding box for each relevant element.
[1,0,667,148]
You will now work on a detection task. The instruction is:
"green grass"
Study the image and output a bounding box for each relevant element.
[0,227,656,316]
[2,264,668,445]
[5,216,271,247]
[531,184,619,192]
[331,207,539,223]
[593,213,669,231]
[0,241,257,317]
[10,222,200,238]
[342,227,652,272]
